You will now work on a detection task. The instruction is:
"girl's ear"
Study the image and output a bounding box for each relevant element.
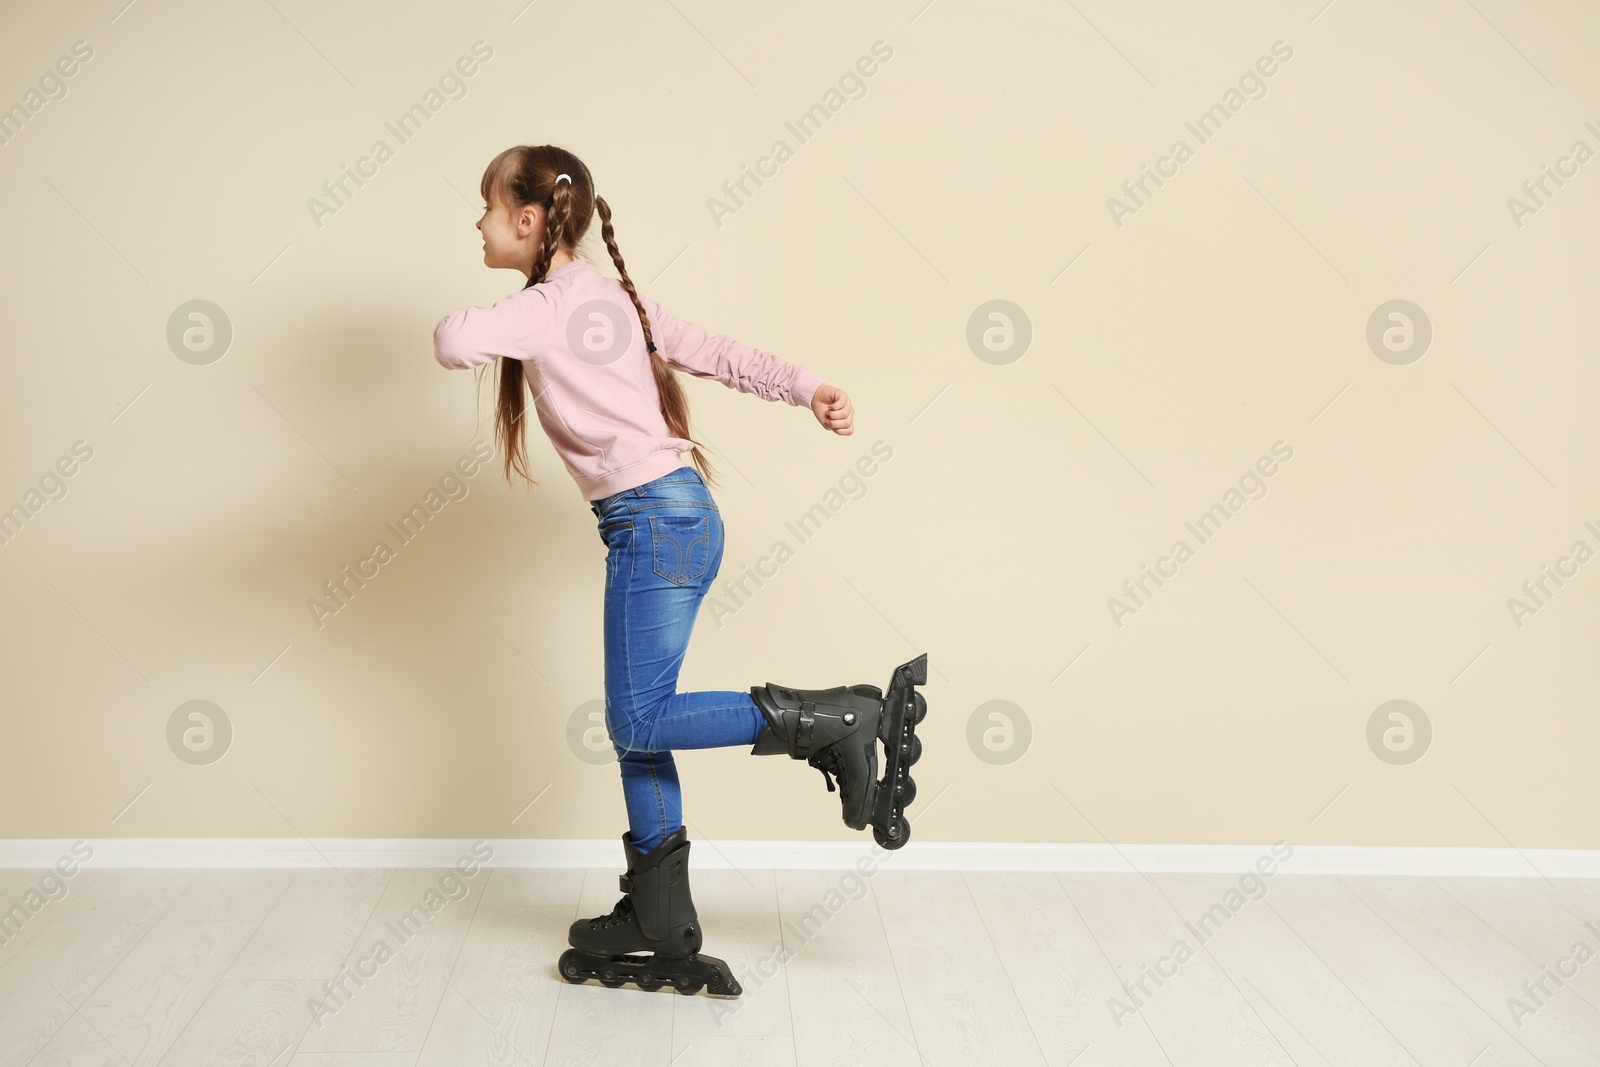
[518,204,541,238]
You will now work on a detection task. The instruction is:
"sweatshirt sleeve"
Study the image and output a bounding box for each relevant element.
[433,285,551,370]
[636,292,823,408]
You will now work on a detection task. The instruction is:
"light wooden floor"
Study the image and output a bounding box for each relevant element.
[2,865,1599,1066]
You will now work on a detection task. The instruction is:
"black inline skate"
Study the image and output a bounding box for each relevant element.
[749,652,928,849]
[559,824,741,996]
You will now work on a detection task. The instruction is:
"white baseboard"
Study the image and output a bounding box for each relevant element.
[1,839,1598,877]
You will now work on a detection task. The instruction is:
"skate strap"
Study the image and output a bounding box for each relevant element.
[795,703,817,756]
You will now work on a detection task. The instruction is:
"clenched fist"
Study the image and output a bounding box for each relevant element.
[809,383,853,436]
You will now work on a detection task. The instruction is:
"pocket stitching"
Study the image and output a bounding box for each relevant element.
[648,513,710,586]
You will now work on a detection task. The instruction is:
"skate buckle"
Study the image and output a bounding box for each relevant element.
[796,705,816,753]
[619,873,635,893]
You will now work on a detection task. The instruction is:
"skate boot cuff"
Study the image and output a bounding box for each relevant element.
[619,825,699,950]
[749,684,863,759]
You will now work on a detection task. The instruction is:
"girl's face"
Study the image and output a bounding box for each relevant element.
[477,187,540,274]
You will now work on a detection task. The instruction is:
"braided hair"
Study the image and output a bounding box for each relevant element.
[477,145,714,489]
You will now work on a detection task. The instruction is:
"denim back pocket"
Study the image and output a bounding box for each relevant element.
[648,512,711,586]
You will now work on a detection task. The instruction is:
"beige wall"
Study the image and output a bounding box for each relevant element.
[2,1,1597,849]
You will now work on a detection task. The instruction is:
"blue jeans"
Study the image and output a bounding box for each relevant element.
[588,464,768,855]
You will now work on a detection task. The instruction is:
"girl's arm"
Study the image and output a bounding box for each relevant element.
[637,292,823,409]
[433,286,553,369]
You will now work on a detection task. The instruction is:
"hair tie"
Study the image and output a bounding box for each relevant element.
[554,173,572,186]
[647,341,658,354]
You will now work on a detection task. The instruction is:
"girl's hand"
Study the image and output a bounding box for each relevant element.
[810,384,853,435]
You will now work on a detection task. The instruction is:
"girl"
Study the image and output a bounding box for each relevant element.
[432,145,926,996]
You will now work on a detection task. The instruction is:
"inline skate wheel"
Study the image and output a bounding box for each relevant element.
[559,950,585,983]
[911,692,927,725]
[902,734,921,765]
[636,974,664,991]
[674,975,703,995]
[874,813,910,850]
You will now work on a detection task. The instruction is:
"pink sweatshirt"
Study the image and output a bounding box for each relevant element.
[434,258,824,500]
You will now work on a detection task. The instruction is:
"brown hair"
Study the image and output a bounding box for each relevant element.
[476,145,715,489]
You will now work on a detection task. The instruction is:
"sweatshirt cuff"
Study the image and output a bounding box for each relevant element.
[791,366,824,409]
